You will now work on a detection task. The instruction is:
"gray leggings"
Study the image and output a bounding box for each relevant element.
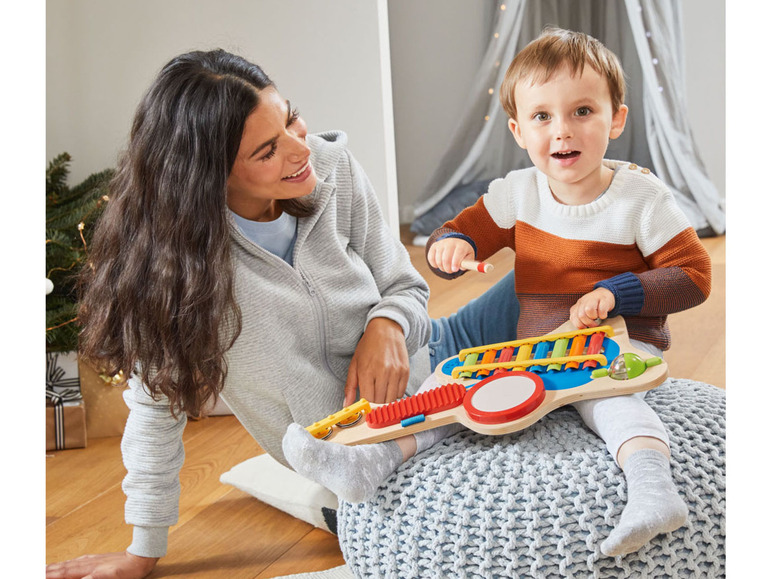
[571,339,669,465]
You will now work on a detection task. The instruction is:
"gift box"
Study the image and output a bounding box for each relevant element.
[78,358,129,439]
[46,394,87,451]
[46,351,87,451]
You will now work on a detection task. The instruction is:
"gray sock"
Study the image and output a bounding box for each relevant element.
[282,423,404,503]
[601,449,688,557]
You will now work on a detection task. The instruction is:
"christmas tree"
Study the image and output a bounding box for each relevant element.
[45,153,114,352]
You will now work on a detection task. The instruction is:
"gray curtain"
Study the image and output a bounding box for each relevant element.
[413,0,725,236]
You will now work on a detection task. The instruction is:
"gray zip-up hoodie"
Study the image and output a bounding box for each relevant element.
[121,131,432,557]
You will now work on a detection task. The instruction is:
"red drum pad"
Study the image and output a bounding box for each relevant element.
[463,371,546,425]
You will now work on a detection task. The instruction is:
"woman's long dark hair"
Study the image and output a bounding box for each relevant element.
[78,49,296,417]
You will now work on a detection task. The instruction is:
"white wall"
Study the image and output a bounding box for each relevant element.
[46,0,400,235]
[681,0,725,199]
[388,0,496,223]
[389,0,727,222]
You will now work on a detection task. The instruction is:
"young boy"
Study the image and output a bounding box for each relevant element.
[426,28,711,556]
[283,28,711,557]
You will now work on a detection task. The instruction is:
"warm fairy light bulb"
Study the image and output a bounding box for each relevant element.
[488,88,494,95]
[500,4,506,10]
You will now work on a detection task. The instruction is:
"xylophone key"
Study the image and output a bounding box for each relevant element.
[476,348,499,377]
[529,341,551,373]
[515,343,532,362]
[581,332,606,369]
[547,337,569,372]
[493,346,515,375]
[564,335,587,370]
[459,352,480,378]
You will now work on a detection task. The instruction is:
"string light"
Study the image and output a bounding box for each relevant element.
[46,193,110,334]
[47,317,79,332]
[99,370,125,385]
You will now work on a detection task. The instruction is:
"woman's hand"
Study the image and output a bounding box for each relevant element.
[344,317,410,406]
[569,288,615,329]
[46,552,159,579]
[427,238,475,274]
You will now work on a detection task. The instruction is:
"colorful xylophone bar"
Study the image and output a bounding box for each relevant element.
[451,327,612,379]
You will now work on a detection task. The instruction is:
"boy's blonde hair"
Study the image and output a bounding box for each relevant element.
[499,28,626,120]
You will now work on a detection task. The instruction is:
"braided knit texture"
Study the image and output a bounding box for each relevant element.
[338,379,725,578]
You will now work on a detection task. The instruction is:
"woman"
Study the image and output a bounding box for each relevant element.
[46,49,518,579]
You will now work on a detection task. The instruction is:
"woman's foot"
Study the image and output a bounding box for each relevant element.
[282,423,404,503]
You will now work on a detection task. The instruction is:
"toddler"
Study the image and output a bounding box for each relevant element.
[284,28,711,557]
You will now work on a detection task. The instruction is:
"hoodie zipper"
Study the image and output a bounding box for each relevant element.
[298,268,337,379]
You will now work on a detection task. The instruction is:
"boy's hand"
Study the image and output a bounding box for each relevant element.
[570,288,615,329]
[427,238,475,274]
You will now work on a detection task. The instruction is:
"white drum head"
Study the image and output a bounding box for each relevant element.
[463,371,546,425]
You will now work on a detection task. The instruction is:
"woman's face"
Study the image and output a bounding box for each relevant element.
[226,87,317,221]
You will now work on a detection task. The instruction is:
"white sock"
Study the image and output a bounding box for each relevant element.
[601,449,688,557]
[282,423,404,503]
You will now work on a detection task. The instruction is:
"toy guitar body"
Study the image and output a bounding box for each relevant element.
[306,316,668,446]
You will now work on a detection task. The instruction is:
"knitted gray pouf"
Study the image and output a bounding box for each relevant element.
[338,379,725,578]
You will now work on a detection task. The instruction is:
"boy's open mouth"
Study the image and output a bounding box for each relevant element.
[551,150,580,159]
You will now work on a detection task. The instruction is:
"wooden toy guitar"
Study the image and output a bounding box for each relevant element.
[306,316,668,446]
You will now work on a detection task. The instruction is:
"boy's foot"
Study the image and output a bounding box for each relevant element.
[601,449,688,556]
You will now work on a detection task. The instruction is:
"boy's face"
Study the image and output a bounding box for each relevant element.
[508,64,628,203]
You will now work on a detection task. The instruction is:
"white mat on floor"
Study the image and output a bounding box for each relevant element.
[220,453,338,533]
[271,564,354,579]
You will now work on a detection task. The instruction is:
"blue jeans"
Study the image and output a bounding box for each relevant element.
[428,269,519,371]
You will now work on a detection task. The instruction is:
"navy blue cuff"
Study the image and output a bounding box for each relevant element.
[435,232,477,258]
[594,272,644,317]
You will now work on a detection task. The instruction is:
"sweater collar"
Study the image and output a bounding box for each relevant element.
[536,159,629,217]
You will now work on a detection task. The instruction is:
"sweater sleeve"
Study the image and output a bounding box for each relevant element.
[595,187,712,317]
[121,374,187,558]
[425,194,514,280]
[346,151,431,355]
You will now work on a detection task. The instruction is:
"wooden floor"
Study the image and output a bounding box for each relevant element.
[46,234,725,577]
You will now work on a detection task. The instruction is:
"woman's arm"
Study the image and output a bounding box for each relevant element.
[46,552,158,579]
[345,150,431,357]
[342,151,430,404]
[46,375,185,577]
[121,374,187,557]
